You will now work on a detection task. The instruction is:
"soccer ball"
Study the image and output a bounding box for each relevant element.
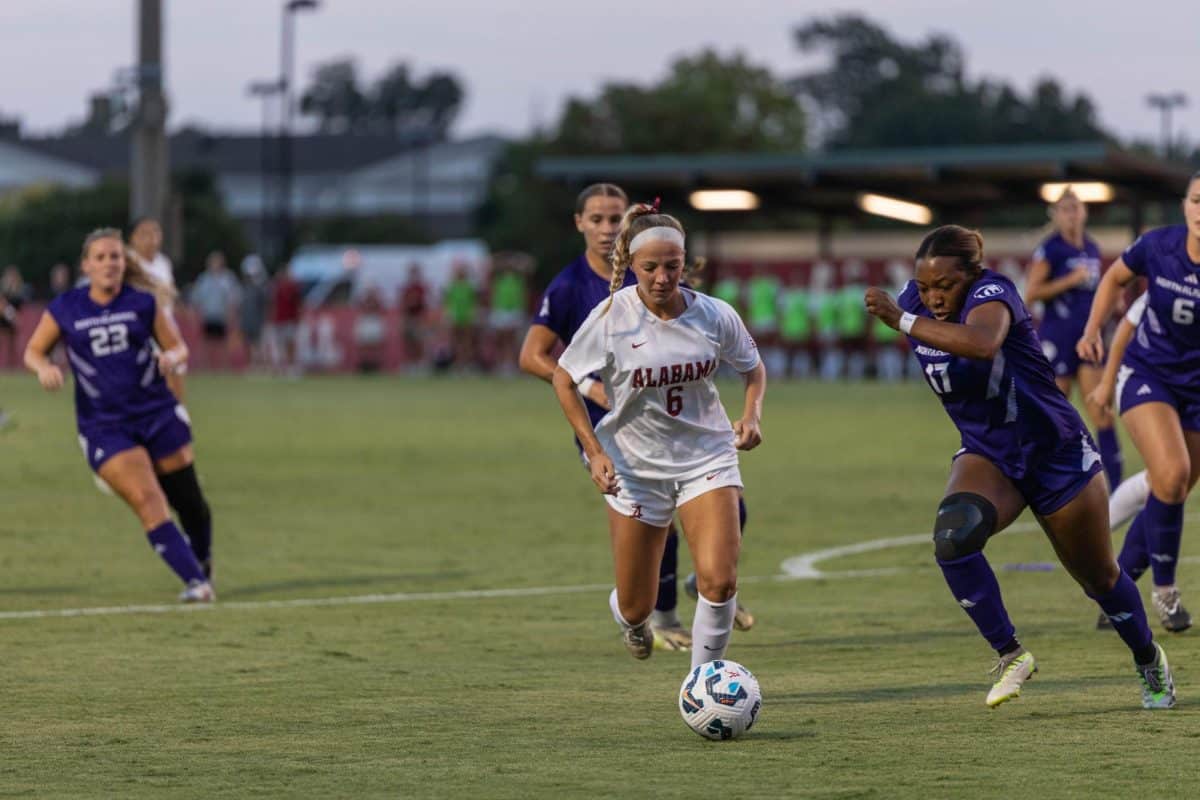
[678,660,761,740]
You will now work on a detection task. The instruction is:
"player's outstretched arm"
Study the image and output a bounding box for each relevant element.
[23,312,64,391]
[152,304,189,375]
[733,361,765,451]
[551,366,618,495]
[1077,258,1135,364]
[865,287,1010,360]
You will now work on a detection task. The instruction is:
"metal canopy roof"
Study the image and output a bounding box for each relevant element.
[537,141,1192,216]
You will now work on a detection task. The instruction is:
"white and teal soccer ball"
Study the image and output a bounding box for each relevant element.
[678,660,761,740]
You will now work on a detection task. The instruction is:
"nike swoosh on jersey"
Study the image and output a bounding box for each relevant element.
[631,341,647,348]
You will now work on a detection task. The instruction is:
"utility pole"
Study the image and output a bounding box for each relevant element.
[130,0,169,229]
[279,0,320,261]
[1146,92,1188,160]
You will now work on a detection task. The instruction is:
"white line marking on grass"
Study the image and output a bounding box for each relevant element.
[3,515,1197,622]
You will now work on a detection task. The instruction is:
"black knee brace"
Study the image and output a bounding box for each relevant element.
[158,464,212,561]
[933,492,997,561]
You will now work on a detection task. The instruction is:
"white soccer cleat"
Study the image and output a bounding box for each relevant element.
[179,580,216,604]
[621,619,654,660]
[986,649,1036,708]
[1137,642,1177,710]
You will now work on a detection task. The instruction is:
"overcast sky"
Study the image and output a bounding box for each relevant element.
[0,1,1193,148]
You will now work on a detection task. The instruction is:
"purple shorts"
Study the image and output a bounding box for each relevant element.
[78,404,193,473]
[957,431,1103,516]
[1038,330,1081,377]
[1117,362,1200,431]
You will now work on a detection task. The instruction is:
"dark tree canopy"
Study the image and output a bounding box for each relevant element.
[552,49,806,155]
[793,14,1112,148]
[299,58,463,141]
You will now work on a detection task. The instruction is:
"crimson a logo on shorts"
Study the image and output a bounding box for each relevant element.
[631,504,644,520]
[973,283,1004,300]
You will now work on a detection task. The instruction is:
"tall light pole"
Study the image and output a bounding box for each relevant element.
[279,0,320,262]
[1146,92,1187,159]
[131,0,169,231]
[248,79,283,263]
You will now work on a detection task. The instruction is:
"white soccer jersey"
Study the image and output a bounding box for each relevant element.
[558,285,761,481]
[144,253,175,289]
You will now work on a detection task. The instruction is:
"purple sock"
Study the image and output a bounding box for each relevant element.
[147,521,207,586]
[1117,512,1150,582]
[1090,570,1155,663]
[1143,495,1184,586]
[937,553,1016,652]
[1096,427,1123,489]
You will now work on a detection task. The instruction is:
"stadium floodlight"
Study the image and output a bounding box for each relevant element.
[688,190,760,211]
[856,193,933,225]
[1039,182,1115,204]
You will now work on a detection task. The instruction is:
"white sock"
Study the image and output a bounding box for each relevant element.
[691,592,737,670]
[609,588,633,630]
[1109,470,1150,531]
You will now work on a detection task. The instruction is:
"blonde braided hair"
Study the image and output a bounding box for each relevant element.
[604,201,688,312]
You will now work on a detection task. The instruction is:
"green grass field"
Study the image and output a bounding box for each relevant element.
[1,374,1197,798]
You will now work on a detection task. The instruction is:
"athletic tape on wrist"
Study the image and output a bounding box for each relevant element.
[899,312,918,335]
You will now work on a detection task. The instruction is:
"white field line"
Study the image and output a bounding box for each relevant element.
[3,515,1198,621]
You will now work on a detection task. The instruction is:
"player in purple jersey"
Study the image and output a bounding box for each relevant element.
[1024,188,1122,488]
[23,228,216,602]
[1079,172,1200,633]
[519,185,755,650]
[866,225,1174,709]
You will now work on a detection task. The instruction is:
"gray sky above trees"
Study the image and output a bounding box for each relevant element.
[0,0,1193,146]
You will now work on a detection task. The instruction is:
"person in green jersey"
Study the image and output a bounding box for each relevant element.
[836,260,870,380]
[872,260,911,381]
[779,279,812,379]
[712,274,744,315]
[811,262,841,380]
[488,257,530,374]
[747,270,781,374]
[443,265,478,369]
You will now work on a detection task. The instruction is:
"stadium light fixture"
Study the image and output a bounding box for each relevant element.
[1039,182,1115,204]
[856,193,933,225]
[688,190,760,212]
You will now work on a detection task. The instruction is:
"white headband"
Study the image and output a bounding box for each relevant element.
[628,226,685,255]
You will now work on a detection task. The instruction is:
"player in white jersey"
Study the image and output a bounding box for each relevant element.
[552,201,766,669]
[130,218,186,401]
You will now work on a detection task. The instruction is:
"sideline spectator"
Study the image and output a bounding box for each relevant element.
[0,265,31,365]
[443,264,478,370]
[354,286,387,373]
[487,257,529,374]
[267,263,302,375]
[190,251,241,370]
[399,264,428,368]
[239,255,270,370]
[48,262,72,297]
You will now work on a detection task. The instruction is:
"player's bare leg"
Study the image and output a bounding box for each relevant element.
[607,507,669,659]
[100,448,213,602]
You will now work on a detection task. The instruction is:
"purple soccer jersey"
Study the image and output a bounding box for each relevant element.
[1120,225,1200,389]
[531,254,637,426]
[47,285,177,429]
[899,270,1087,481]
[1032,232,1102,375]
